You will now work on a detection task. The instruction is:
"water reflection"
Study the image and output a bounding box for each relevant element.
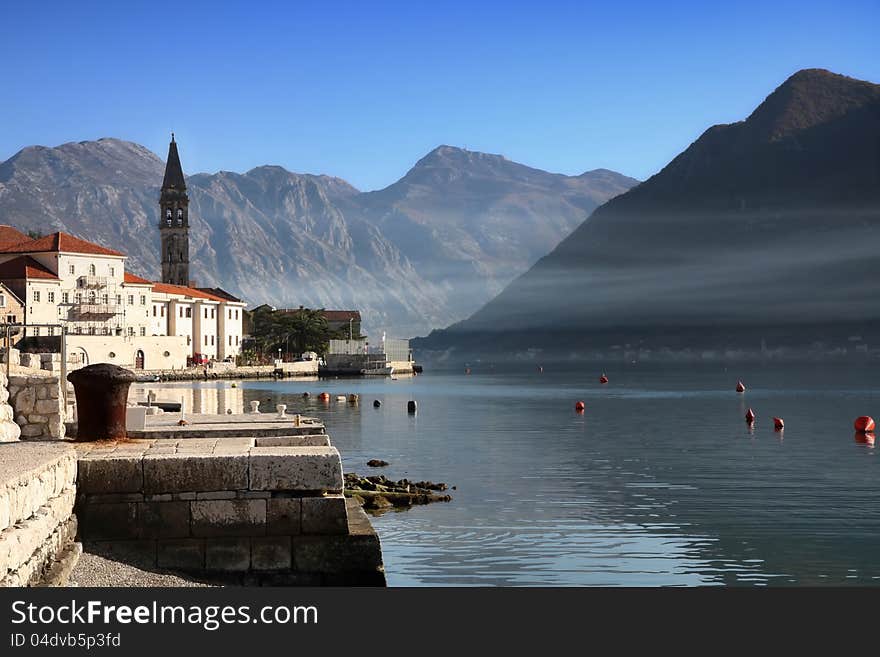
[132,365,880,586]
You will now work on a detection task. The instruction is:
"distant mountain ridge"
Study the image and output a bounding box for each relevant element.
[416,69,880,358]
[0,140,636,336]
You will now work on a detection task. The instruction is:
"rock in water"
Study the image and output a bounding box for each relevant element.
[367,459,390,467]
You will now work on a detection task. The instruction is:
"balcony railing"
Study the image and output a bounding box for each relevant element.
[68,303,119,318]
[77,276,109,289]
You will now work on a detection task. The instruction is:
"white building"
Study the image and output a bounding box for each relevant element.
[0,229,245,370]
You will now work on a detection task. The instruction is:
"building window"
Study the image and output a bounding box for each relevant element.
[33,327,40,336]
[48,327,55,336]
[229,335,232,346]
[140,327,146,337]
[161,306,165,317]
[69,264,75,275]
[48,291,55,303]
[115,295,122,305]
[140,295,146,305]
[185,307,191,318]
[152,306,157,317]
[102,294,109,304]
[62,292,69,304]
[127,295,134,305]
[89,326,95,335]
[128,327,134,336]
[75,293,82,304]
[0,295,5,308]
[102,327,109,336]
[235,310,239,320]
[179,307,183,318]
[109,267,115,277]
[88,292,96,303]
[235,336,239,345]
[33,291,40,303]
[186,336,191,346]
[204,335,208,346]
[211,308,215,319]
[89,264,96,276]
[211,335,215,346]
[204,307,208,319]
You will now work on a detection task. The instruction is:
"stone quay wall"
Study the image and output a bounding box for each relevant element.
[75,438,385,585]
[8,374,66,440]
[0,442,80,587]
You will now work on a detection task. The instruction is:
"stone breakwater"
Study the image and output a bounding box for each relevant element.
[75,436,386,586]
[0,442,80,586]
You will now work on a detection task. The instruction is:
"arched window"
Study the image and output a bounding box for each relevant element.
[165,208,172,226]
[89,264,96,276]
[177,208,183,225]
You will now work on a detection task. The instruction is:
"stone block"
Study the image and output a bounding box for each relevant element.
[14,387,36,415]
[78,456,144,494]
[0,420,20,442]
[86,540,158,569]
[34,398,60,415]
[267,498,301,535]
[143,454,248,494]
[138,501,191,538]
[301,495,349,535]
[158,539,205,570]
[77,502,138,540]
[20,424,46,438]
[206,538,251,571]
[191,499,266,537]
[251,536,292,570]
[195,491,237,500]
[293,534,383,574]
[254,435,331,447]
[248,447,343,492]
[20,353,41,369]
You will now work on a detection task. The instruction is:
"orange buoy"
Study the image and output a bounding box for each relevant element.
[575,401,585,412]
[745,408,756,423]
[854,416,875,433]
[599,374,609,384]
[318,392,331,402]
[773,417,784,431]
[736,381,746,393]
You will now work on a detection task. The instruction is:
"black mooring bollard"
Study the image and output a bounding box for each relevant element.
[67,363,137,442]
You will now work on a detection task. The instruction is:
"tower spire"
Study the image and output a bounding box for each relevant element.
[159,134,190,286]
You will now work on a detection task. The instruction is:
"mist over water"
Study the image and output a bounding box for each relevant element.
[141,363,880,585]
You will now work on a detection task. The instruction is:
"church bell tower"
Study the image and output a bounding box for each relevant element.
[159,133,190,286]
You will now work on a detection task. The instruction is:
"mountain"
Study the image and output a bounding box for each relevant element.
[0,140,636,337]
[416,69,880,359]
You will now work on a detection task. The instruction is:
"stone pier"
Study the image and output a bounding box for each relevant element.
[74,433,385,585]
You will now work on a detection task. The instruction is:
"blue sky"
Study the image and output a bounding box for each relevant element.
[1,0,877,190]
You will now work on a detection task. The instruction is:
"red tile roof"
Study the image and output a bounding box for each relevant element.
[123,272,153,286]
[0,231,125,257]
[0,225,30,249]
[151,282,226,302]
[0,255,60,280]
[322,310,361,321]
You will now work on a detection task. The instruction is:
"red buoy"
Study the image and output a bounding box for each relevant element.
[575,401,585,412]
[773,417,784,431]
[736,381,746,393]
[854,416,875,433]
[745,408,756,423]
[599,374,609,384]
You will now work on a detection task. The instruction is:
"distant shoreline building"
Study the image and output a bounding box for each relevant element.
[0,136,245,370]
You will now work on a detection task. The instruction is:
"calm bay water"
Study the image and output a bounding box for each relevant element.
[138,363,880,586]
